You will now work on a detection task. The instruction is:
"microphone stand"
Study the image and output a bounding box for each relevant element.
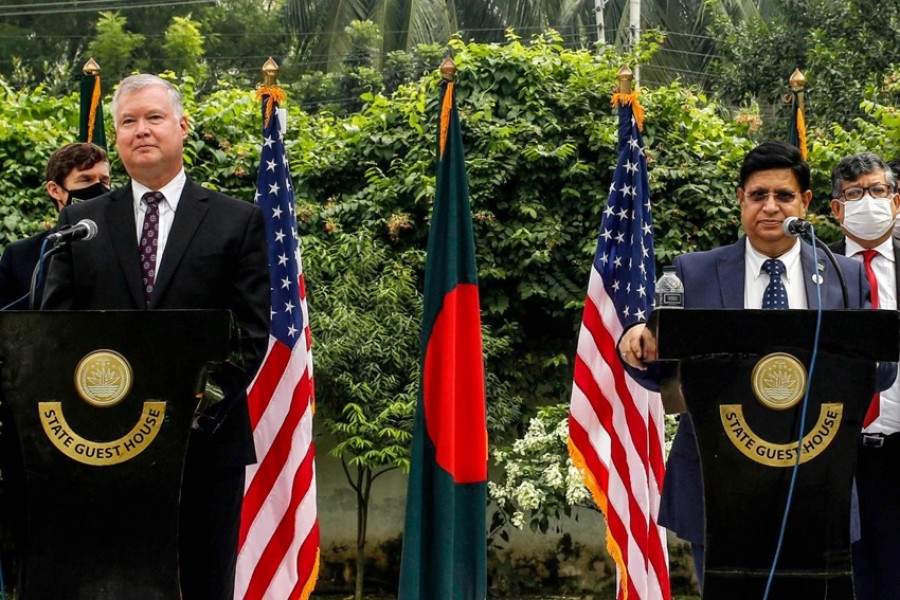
[27,239,67,311]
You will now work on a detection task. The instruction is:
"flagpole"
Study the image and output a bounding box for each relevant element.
[790,68,806,113]
[629,0,640,84]
[234,56,320,600]
[783,68,808,160]
[79,58,106,150]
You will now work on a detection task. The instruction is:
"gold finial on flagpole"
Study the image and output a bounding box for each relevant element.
[262,57,279,87]
[789,68,807,91]
[440,57,456,82]
[82,58,100,76]
[617,65,634,94]
[790,68,807,111]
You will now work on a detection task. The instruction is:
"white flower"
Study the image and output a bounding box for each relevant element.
[543,463,564,488]
[511,511,526,529]
[514,481,543,511]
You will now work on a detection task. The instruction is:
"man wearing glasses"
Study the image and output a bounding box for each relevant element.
[830,152,900,600]
[617,141,894,591]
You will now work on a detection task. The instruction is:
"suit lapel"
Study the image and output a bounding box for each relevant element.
[718,239,745,308]
[106,184,145,308]
[150,179,208,308]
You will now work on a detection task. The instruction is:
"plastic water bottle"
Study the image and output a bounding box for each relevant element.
[655,265,684,308]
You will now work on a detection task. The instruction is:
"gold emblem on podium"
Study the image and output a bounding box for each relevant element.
[75,350,133,407]
[751,352,807,410]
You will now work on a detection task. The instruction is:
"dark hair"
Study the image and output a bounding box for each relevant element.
[45,143,109,186]
[739,141,810,191]
[830,152,896,198]
[887,158,900,186]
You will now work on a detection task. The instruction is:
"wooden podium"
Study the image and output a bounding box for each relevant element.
[0,310,231,600]
[650,308,900,599]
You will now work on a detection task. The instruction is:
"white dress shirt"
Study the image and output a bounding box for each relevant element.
[131,169,186,271]
[846,236,900,435]
[743,238,808,310]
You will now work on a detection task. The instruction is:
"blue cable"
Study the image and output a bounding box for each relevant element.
[762,227,825,599]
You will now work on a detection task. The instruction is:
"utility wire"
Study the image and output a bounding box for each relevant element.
[0,0,214,17]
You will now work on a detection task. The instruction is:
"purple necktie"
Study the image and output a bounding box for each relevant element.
[140,191,163,305]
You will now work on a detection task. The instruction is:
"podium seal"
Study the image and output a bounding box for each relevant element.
[75,350,133,408]
[751,352,806,410]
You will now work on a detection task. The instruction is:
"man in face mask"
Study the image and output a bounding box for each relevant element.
[830,151,900,600]
[0,142,110,309]
[0,142,110,589]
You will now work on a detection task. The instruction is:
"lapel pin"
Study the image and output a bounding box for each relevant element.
[811,273,824,285]
[817,262,825,272]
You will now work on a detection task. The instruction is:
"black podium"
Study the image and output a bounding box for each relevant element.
[0,310,231,600]
[649,308,900,599]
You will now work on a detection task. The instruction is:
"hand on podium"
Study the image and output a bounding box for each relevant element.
[618,323,658,369]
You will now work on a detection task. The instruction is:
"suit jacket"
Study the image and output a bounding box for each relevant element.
[42,178,270,466]
[831,236,900,299]
[0,229,52,309]
[640,237,877,545]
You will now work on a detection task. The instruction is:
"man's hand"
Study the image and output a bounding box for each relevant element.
[618,323,658,370]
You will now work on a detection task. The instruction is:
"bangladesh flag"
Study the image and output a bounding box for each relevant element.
[79,69,106,150]
[398,64,488,600]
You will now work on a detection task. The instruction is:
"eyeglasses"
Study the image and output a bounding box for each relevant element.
[839,183,894,201]
[744,190,797,203]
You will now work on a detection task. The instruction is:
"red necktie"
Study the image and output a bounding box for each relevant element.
[140,191,163,305]
[861,249,880,428]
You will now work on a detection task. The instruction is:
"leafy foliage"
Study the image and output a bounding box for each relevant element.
[4,24,894,595]
[87,12,148,81]
[708,0,900,132]
[163,15,207,81]
[489,404,596,538]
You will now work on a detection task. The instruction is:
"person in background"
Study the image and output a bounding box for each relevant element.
[0,142,110,309]
[830,152,900,600]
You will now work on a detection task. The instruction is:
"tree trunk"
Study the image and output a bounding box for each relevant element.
[354,465,372,600]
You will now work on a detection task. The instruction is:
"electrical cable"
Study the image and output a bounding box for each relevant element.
[762,227,824,599]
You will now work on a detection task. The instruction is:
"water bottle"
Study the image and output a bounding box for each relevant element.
[655,265,684,308]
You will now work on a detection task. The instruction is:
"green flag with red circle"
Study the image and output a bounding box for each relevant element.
[398,71,488,600]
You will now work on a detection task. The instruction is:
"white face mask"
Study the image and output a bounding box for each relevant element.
[841,195,896,240]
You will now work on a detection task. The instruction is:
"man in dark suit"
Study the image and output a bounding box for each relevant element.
[0,142,110,309]
[42,74,270,600]
[618,142,894,590]
[830,152,900,600]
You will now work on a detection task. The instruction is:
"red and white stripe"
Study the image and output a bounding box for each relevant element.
[569,266,670,600]
[235,272,319,600]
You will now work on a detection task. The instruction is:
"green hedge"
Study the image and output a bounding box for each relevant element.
[0,34,890,404]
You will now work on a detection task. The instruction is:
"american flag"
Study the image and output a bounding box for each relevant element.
[234,92,319,600]
[567,93,670,600]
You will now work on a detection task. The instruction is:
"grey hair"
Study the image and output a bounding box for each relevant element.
[111,74,184,128]
[831,152,897,198]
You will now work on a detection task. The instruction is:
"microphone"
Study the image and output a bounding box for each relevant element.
[783,216,813,238]
[47,219,98,244]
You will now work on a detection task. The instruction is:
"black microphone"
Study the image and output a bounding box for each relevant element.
[47,219,98,244]
[783,216,812,238]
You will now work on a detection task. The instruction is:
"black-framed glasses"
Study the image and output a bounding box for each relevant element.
[839,183,893,201]
[745,190,797,203]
